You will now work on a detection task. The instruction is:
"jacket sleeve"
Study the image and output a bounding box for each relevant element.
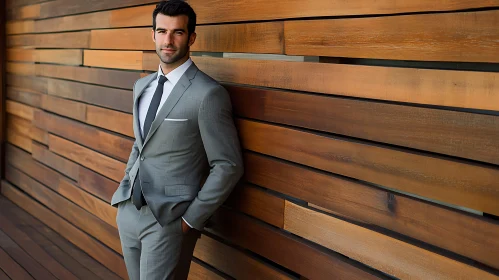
[182,85,244,230]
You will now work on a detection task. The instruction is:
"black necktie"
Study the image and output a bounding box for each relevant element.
[132,75,167,210]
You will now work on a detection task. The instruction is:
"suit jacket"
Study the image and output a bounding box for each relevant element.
[111,63,244,230]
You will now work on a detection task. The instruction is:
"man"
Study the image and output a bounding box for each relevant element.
[110,1,244,279]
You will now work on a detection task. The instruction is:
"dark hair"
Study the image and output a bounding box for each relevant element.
[152,0,197,35]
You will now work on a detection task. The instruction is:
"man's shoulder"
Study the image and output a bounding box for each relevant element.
[133,72,157,91]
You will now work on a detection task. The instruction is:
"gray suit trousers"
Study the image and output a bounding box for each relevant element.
[117,199,200,280]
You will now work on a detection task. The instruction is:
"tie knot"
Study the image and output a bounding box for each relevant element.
[158,75,167,85]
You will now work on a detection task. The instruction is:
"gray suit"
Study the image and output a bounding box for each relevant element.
[111,63,244,280]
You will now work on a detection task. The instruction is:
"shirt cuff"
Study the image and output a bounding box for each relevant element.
[182,217,193,228]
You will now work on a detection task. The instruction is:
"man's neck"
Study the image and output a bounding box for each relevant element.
[160,55,190,75]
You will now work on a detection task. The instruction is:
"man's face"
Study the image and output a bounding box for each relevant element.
[152,14,196,66]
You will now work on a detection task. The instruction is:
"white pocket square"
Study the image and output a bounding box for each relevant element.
[164,118,188,121]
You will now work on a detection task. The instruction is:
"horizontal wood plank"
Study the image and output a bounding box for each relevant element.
[39,0,158,18]
[6,62,35,76]
[7,34,35,47]
[244,153,499,270]
[0,182,127,278]
[47,78,132,113]
[226,184,284,228]
[36,64,139,89]
[6,20,34,34]
[35,49,82,65]
[84,50,144,70]
[36,10,111,33]
[189,0,499,24]
[7,48,34,62]
[7,129,32,152]
[239,120,499,216]
[5,165,122,253]
[7,74,47,93]
[192,56,499,111]
[6,100,33,120]
[189,260,226,280]
[207,208,381,280]
[41,94,87,121]
[194,235,292,280]
[31,126,48,145]
[48,134,125,182]
[228,85,499,165]
[86,105,134,138]
[19,4,41,19]
[286,10,499,62]
[7,114,32,138]
[34,110,133,162]
[31,142,80,181]
[91,22,284,54]
[6,87,42,107]
[284,201,498,279]
[34,31,90,48]
[79,167,118,202]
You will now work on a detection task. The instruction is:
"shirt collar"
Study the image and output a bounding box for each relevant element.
[157,58,193,86]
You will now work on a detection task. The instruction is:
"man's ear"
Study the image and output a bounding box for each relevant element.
[188,32,197,47]
[151,29,156,42]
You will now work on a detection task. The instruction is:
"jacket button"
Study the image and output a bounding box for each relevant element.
[140,156,145,161]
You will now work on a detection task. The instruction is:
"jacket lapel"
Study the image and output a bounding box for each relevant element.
[133,73,156,150]
[142,63,198,147]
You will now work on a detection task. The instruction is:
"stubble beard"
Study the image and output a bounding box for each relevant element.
[157,44,189,66]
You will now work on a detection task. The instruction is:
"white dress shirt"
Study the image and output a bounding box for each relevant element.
[138,58,194,229]
[138,58,193,138]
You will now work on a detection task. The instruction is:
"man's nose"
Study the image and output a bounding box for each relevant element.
[163,32,173,45]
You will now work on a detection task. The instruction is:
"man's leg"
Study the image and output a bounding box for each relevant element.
[117,199,141,280]
[139,206,184,280]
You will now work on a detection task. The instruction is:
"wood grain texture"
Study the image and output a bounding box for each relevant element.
[189,260,226,280]
[6,100,33,121]
[6,20,34,34]
[84,50,144,70]
[6,144,60,188]
[286,10,499,62]
[39,0,158,18]
[0,229,55,280]
[47,78,132,113]
[91,22,284,54]
[226,184,284,228]
[0,245,34,280]
[284,201,498,280]
[34,110,133,162]
[245,153,499,270]
[6,74,47,93]
[31,126,48,145]
[19,4,40,19]
[35,49,82,65]
[1,197,120,280]
[7,114,32,138]
[86,105,134,137]
[239,120,499,216]
[7,34,35,47]
[48,134,125,182]
[194,235,292,280]
[78,167,118,202]
[0,182,127,278]
[207,208,382,280]
[189,0,499,24]
[7,62,35,75]
[31,142,80,181]
[0,214,78,280]
[36,64,139,89]
[6,87,42,107]
[36,11,111,33]
[192,56,499,111]
[7,48,34,62]
[5,165,122,254]
[58,178,117,228]
[34,31,90,48]
[41,94,87,121]
[7,129,32,152]
[228,85,499,165]
[109,4,154,28]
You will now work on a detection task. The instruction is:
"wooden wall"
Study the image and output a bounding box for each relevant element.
[3,0,499,279]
